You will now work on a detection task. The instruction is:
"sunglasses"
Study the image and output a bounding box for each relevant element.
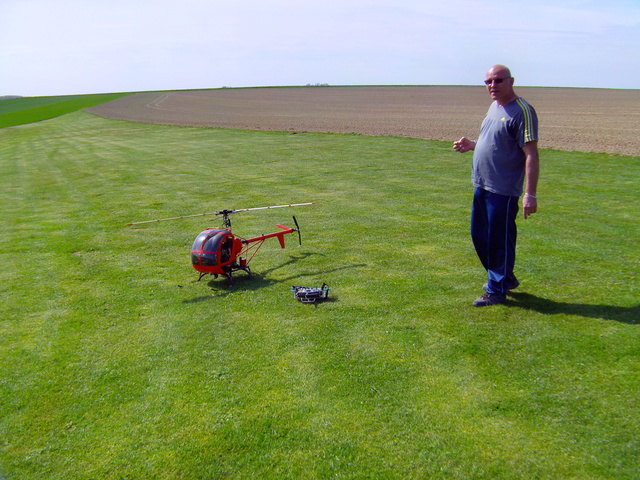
[484,77,511,85]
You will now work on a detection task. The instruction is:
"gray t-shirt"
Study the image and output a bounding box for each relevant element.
[472,98,538,197]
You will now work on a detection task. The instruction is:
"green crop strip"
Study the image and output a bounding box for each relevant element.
[0,93,131,128]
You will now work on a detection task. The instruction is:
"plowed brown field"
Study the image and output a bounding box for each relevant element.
[88,86,640,156]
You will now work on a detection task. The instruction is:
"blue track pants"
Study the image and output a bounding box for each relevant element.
[471,187,519,295]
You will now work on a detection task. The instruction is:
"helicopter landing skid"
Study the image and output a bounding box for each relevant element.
[197,263,253,286]
[225,264,252,286]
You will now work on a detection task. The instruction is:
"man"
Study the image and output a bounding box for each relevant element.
[454,65,540,307]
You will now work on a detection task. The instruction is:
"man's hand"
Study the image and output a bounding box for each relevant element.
[453,137,476,153]
[523,195,537,219]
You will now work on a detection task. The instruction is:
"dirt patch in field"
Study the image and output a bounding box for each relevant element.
[88,86,640,156]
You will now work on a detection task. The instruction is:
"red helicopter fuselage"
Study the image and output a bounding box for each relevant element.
[190,223,296,280]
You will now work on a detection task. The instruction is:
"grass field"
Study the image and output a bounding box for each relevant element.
[1,108,638,479]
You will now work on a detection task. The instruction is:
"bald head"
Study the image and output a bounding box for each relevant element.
[485,65,516,106]
[488,65,512,78]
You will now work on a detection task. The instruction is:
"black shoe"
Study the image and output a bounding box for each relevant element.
[473,292,507,307]
[483,279,520,292]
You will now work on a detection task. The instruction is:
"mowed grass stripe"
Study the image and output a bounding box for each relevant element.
[0,111,638,479]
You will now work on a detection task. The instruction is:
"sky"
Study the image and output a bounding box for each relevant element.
[1,0,639,97]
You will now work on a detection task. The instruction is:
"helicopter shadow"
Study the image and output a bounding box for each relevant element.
[182,252,366,303]
[506,292,639,325]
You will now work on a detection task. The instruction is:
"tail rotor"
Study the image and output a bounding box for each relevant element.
[293,216,302,246]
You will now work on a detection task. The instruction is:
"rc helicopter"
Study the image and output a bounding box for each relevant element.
[128,202,314,284]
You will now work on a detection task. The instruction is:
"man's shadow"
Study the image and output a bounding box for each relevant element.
[507,292,639,325]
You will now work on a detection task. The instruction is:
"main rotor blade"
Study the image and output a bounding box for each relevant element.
[127,211,222,225]
[127,202,315,226]
[232,202,315,214]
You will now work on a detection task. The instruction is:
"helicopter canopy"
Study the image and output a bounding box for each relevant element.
[191,229,230,267]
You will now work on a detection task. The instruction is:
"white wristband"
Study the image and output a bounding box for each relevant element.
[525,193,537,199]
